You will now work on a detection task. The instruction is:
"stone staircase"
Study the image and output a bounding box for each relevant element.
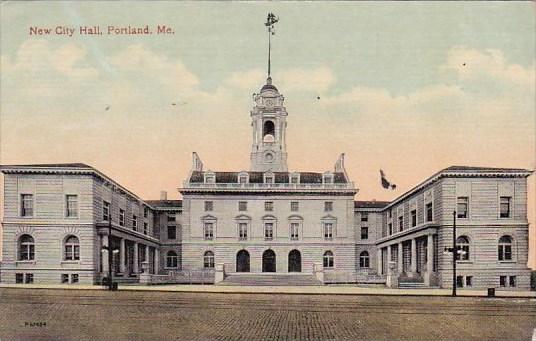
[398,281,429,289]
[219,273,322,286]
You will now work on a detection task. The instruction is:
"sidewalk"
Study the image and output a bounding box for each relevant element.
[1,283,535,298]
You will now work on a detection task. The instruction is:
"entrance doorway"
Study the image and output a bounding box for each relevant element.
[262,249,276,272]
[236,250,250,272]
[288,249,301,272]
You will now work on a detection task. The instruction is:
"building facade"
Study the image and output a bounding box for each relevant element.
[0,77,533,290]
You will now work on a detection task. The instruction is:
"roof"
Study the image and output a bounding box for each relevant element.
[354,200,390,209]
[443,166,532,173]
[260,84,278,92]
[1,163,92,169]
[189,171,348,184]
[144,200,183,208]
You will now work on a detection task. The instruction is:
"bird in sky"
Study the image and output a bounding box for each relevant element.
[380,169,397,190]
[105,106,110,111]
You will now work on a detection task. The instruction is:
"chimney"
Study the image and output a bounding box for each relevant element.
[160,191,167,201]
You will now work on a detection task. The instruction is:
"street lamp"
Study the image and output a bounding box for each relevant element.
[443,210,460,297]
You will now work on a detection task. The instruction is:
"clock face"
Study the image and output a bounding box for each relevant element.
[265,153,274,162]
[265,99,274,107]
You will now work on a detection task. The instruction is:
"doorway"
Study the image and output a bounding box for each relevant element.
[262,249,276,272]
[288,249,301,272]
[236,250,250,272]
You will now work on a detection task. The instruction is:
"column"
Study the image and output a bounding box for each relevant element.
[133,242,139,273]
[427,234,434,273]
[102,235,109,273]
[410,238,417,274]
[154,248,160,275]
[398,242,403,273]
[119,238,126,274]
[387,245,392,275]
[377,248,382,275]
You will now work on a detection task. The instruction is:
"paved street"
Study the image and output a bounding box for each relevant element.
[0,288,535,341]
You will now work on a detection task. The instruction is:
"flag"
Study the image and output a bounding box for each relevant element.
[380,169,397,190]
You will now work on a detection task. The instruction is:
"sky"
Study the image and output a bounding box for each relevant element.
[1,2,535,266]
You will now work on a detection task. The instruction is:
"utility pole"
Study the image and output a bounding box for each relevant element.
[452,210,457,297]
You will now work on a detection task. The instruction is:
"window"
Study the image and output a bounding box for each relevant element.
[18,234,35,261]
[323,251,334,268]
[325,202,333,212]
[205,174,215,184]
[265,201,274,211]
[388,223,393,235]
[323,173,334,184]
[411,209,417,227]
[204,201,213,212]
[457,197,469,218]
[361,212,368,222]
[167,214,176,222]
[61,274,69,283]
[143,207,148,218]
[103,201,110,221]
[509,276,516,287]
[239,223,248,240]
[466,276,473,287]
[16,273,24,283]
[204,223,214,240]
[167,226,176,239]
[265,175,274,184]
[361,226,368,240]
[456,236,470,261]
[498,235,513,261]
[324,223,333,239]
[398,216,404,232]
[132,215,137,230]
[239,174,248,184]
[238,201,247,211]
[388,209,392,219]
[71,274,79,283]
[119,209,125,226]
[203,251,214,268]
[456,275,464,288]
[25,274,34,284]
[290,201,299,212]
[143,222,148,235]
[500,197,511,218]
[499,275,507,287]
[166,251,178,268]
[426,202,433,222]
[66,195,78,217]
[64,235,80,261]
[290,222,299,240]
[290,175,299,184]
[359,251,370,268]
[264,223,274,240]
[21,194,34,217]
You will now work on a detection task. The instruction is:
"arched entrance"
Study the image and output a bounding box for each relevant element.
[288,249,301,272]
[262,249,276,272]
[236,250,250,272]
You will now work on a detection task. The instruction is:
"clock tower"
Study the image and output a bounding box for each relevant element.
[250,76,288,172]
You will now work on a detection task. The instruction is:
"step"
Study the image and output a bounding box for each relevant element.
[219,274,322,286]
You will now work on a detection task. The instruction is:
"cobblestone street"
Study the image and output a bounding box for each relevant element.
[0,288,535,341]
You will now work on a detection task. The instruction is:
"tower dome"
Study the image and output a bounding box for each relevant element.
[260,77,278,93]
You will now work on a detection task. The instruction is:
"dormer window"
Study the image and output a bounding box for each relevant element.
[238,172,249,184]
[290,173,300,184]
[204,172,215,184]
[323,172,334,184]
[264,172,274,184]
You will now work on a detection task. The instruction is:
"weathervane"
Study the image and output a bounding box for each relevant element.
[265,12,279,78]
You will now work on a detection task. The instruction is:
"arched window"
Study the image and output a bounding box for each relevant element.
[263,120,275,138]
[498,236,513,261]
[64,235,80,261]
[166,251,178,268]
[359,251,369,268]
[18,234,35,261]
[323,251,334,268]
[203,251,214,268]
[456,236,470,261]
